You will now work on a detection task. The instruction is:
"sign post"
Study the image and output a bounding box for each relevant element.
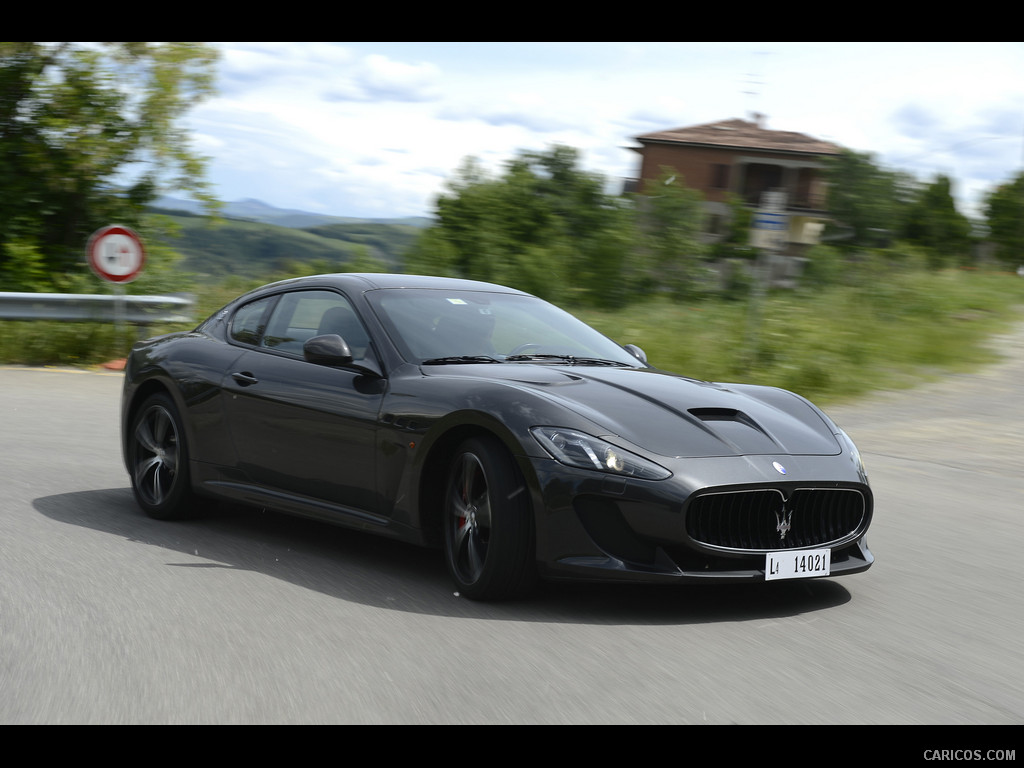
[744,192,788,371]
[86,225,146,340]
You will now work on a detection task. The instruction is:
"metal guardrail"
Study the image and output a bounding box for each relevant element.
[0,292,196,326]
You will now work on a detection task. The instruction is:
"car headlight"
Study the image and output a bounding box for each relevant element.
[531,427,671,480]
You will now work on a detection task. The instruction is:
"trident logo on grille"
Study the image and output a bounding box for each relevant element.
[775,506,793,541]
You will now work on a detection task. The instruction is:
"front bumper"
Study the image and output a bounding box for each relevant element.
[525,455,874,585]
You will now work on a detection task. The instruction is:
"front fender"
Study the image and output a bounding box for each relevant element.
[375,374,608,542]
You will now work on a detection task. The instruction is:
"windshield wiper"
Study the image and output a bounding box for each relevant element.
[422,355,503,365]
[505,354,631,367]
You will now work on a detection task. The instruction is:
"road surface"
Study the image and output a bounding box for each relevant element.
[1,327,1022,724]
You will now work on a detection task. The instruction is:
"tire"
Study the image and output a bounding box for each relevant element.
[127,392,198,520]
[443,436,537,600]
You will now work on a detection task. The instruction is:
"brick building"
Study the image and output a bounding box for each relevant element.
[630,115,842,255]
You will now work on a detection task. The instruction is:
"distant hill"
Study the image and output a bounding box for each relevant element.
[149,198,429,278]
[153,196,431,230]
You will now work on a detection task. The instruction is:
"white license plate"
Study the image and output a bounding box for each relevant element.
[765,548,831,581]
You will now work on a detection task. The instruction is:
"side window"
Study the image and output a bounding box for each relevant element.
[229,295,276,345]
[260,290,371,360]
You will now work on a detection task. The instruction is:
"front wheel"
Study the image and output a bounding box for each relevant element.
[443,436,537,600]
[128,392,198,520]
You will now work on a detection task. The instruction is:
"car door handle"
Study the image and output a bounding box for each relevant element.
[231,371,259,387]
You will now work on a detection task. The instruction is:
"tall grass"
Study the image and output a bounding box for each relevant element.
[3,262,1023,406]
[580,265,1024,404]
[0,319,136,367]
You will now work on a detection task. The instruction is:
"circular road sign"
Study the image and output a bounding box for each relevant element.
[87,225,146,283]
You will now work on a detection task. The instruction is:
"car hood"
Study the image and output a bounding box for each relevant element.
[422,364,841,458]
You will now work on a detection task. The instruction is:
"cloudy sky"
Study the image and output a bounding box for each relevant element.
[187,42,1024,220]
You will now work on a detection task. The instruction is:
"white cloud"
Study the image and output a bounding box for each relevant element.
[188,42,1024,220]
[345,54,441,102]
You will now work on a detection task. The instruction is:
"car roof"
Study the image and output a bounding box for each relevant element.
[256,273,531,296]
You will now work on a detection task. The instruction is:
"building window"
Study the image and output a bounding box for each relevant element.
[710,164,730,189]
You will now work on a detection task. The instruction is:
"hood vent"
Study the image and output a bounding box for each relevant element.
[688,407,780,454]
[689,407,743,421]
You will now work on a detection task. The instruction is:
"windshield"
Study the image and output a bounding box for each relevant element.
[366,288,643,366]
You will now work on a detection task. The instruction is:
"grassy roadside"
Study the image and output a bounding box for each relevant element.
[2,265,1023,406]
[579,267,1024,405]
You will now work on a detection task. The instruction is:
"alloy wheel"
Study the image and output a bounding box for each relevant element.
[132,403,180,507]
[447,451,492,585]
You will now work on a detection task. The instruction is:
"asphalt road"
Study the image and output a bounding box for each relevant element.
[1,328,1023,724]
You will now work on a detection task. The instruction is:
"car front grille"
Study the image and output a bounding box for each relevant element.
[686,487,867,551]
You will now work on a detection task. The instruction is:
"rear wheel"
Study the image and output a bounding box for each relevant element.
[443,436,537,600]
[128,392,197,520]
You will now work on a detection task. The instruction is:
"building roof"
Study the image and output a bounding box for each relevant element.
[634,117,842,156]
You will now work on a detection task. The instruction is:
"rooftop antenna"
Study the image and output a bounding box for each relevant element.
[743,50,770,126]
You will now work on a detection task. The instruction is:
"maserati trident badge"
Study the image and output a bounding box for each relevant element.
[776,507,793,541]
[772,461,787,475]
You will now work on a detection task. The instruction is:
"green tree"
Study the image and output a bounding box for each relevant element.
[407,146,636,307]
[0,42,219,282]
[637,169,707,298]
[901,174,973,267]
[709,192,754,260]
[822,148,910,248]
[983,171,1024,269]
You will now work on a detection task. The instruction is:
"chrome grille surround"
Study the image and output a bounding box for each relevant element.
[685,487,868,552]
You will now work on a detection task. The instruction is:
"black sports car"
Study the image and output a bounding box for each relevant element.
[121,273,873,599]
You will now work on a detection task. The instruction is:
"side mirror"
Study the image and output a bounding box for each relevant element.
[623,344,648,364]
[304,333,352,366]
[304,334,383,378]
